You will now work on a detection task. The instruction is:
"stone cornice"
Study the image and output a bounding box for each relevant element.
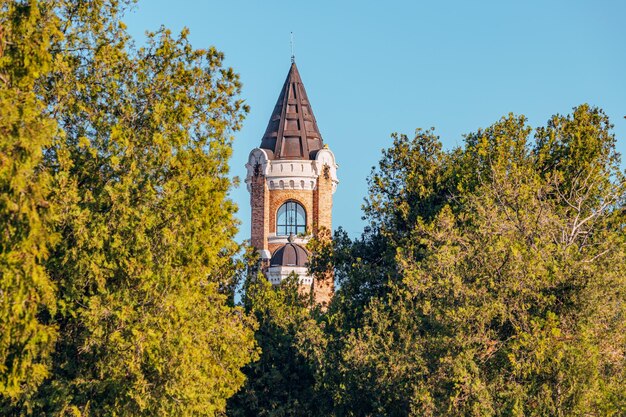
[245,147,339,193]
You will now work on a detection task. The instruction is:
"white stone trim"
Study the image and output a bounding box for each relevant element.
[265,160,318,192]
[314,148,339,193]
[266,266,312,286]
[268,233,310,246]
[244,148,270,192]
[245,147,339,194]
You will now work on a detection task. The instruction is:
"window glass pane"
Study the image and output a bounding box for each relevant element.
[296,204,305,225]
[276,201,306,236]
[277,209,287,228]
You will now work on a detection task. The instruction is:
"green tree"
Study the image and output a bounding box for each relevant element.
[227,272,328,417]
[0,0,58,407]
[2,1,258,415]
[313,106,626,416]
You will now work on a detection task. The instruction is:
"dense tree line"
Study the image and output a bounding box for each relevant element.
[229,106,626,417]
[2,2,625,417]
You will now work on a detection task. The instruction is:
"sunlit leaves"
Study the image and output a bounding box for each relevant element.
[0,0,58,407]
[2,1,257,415]
[314,106,626,416]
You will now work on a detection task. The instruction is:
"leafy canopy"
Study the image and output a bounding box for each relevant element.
[308,105,626,416]
[2,1,259,415]
[0,0,59,404]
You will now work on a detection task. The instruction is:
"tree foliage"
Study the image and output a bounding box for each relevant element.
[2,1,258,415]
[2,2,624,415]
[227,272,328,417]
[0,0,58,405]
[307,105,626,416]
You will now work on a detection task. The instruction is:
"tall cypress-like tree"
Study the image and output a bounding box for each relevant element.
[0,0,58,407]
[19,2,256,415]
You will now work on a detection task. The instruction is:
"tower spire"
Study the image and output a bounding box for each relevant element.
[290,32,295,63]
[245,61,338,307]
[259,62,323,160]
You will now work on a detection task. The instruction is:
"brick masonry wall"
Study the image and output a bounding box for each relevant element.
[250,173,269,252]
[313,270,333,309]
[314,165,333,232]
[252,166,335,307]
[312,165,334,307]
[268,189,314,235]
[267,189,313,256]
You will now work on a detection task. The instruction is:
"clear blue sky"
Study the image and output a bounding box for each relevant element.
[124,0,626,240]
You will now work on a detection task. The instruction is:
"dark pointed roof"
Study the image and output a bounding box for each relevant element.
[260,62,323,160]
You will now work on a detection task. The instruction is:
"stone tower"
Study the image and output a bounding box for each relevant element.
[245,62,338,306]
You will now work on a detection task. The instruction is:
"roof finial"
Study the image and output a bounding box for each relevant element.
[290,32,295,63]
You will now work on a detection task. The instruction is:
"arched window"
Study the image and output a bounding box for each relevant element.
[276,201,306,236]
